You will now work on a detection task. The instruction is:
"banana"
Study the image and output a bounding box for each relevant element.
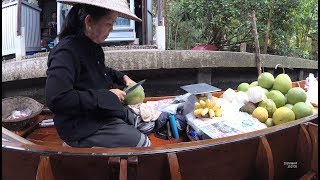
[199,100,206,108]
[215,109,223,117]
[205,99,211,108]
[212,104,221,111]
[209,109,215,118]
[201,108,209,117]
[215,111,222,117]
[193,109,202,117]
[209,101,216,108]
[194,102,201,109]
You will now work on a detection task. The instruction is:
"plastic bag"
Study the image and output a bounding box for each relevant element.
[247,86,266,103]
[156,93,193,114]
[222,88,237,102]
[305,73,318,106]
[8,108,32,120]
[233,91,249,105]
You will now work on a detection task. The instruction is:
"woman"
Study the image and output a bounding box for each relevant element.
[45,1,151,148]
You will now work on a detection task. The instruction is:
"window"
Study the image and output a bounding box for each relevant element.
[113,0,131,27]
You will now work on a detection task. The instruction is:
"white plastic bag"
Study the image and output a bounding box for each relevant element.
[222,88,237,102]
[305,73,318,106]
[247,86,266,103]
[233,91,249,105]
[8,108,32,120]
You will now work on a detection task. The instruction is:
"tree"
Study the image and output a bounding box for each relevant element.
[165,0,318,60]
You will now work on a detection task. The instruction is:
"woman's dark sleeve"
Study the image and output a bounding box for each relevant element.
[45,48,123,114]
[99,47,125,84]
[105,67,125,84]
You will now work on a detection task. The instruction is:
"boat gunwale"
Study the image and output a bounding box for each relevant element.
[2,113,318,156]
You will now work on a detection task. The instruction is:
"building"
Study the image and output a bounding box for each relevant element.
[2,0,153,57]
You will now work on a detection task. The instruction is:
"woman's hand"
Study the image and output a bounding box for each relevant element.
[123,75,136,86]
[110,89,126,102]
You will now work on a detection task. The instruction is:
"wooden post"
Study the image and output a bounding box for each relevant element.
[263,0,274,54]
[164,0,168,48]
[240,43,247,52]
[15,26,26,60]
[141,0,146,45]
[36,156,54,180]
[128,156,138,180]
[167,153,181,180]
[119,159,128,180]
[108,157,121,180]
[156,0,166,50]
[251,10,262,75]
[299,70,304,81]
[157,0,163,26]
[17,0,22,36]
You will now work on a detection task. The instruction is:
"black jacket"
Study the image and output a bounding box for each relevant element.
[46,35,126,141]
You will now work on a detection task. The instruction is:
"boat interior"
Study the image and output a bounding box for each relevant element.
[2,80,318,180]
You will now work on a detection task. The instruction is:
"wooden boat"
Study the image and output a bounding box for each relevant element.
[2,80,318,180]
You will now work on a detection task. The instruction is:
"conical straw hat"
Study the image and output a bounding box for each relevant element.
[57,0,142,22]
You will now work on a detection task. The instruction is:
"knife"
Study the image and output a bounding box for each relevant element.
[124,79,146,95]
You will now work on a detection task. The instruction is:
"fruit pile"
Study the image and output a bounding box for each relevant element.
[193,98,223,118]
[237,70,317,127]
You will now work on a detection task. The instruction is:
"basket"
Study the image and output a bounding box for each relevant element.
[2,96,44,131]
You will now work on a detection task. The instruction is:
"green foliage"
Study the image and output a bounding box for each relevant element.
[164,0,318,60]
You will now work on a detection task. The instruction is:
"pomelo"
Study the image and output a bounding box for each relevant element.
[265,118,274,127]
[123,83,145,105]
[237,83,250,92]
[284,104,293,110]
[272,107,295,125]
[306,102,318,115]
[292,102,313,120]
[258,99,277,118]
[258,72,274,89]
[249,81,258,87]
[252,107,269,123]
[272,74,292,94]
[262,88,269,95]
[287,87,307,105]
[266,90,286,108]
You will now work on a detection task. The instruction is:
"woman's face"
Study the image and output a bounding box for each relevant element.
[86,11,118,44]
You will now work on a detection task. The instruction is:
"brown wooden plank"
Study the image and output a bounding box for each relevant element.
[49,155,112,180]
[255,136,274,180]
[128,156,138,180]
[176,137,260,180]
[265,125,304,179]
[36,156,54,180]
[120,159,128,180]
[136,154,170,180]
[13,114,53,137]
[307,123,318,173]
[292,80,306,88]
[296,124,313,177]
[28,139,64,147]
[167,153,181,180]
[26,128,62,143]
[3,149,41,180]
[108,156,121,180]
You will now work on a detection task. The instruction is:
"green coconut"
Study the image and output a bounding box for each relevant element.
[123,83,145,105]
